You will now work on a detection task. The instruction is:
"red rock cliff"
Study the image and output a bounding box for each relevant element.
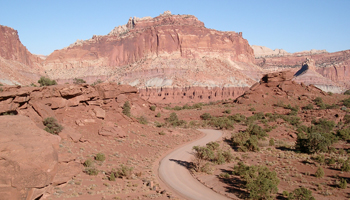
[0,25,44,85]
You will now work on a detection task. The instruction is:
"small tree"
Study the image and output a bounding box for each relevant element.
[38,76,57,86]
[339,178,347,189]
[122,101,131,117]
[288,187,315,200]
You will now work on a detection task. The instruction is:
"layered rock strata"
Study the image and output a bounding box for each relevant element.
[0,25,44,85]
[42,11,260,103]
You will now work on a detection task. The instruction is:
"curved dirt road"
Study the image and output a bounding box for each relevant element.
[158,129,230,200]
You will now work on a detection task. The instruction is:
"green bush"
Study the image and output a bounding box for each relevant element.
[339,178,347,189]
[343,114,350,124]
[303,104,314,110]
[215,151,226,165]
[43,117,63,134]
[206,141,220,151]
[208,117,234,130]
[122,101,131,117]
[73,78,86,84]
[337,128,350,141]
[229,113,246,123]
[166,112,186,127]
[344,90,350,95]
[341,161,350,172]
[269,138,275,146]
[109,171,116,181]
[288,187,315,200]
[223,109,231,114]
[222,150,234,163]
[38,76,57,86]
[342,97,350,108]
[155,112,161,118]
[234,162,279,200]
[296,131,337,154]
[246,124,267,139]
[200,113,212,120]
[91,79,103,86]
[315,166,324,178]
[95,153,106,161]
[85,167,99,176]
[137,116,148,124]
[150,105,156,111]
[115,164,134,179]
[83,159,93,167]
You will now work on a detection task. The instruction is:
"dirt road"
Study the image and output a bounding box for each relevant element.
[158,129,230,200]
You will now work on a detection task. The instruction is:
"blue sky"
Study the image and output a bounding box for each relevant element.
[1,0,349,55]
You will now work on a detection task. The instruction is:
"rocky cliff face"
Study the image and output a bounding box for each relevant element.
[0,25,44,85]
[254,46,350,91]
[43,11,259,103]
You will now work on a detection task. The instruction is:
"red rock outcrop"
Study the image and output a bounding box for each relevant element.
[43,11,260,99]
[254,48,350,90]
[0,115,60,200]
[236,70,328,105]
[0,25,44,85]
[0,83,150,199]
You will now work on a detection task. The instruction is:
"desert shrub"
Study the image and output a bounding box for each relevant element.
[173,106,182,110]
[219,172,230,179]
[337,128,350,141]
[314,154,325,165]
[38,76,57,86]
[222,150,234,163]
[303,104,314,110]
[296,131,337,154]
[155,112,161,118]
[344,90,350,95]
[154,121,164,127]
[223,109,231,114]
[215,151,226,165]
[159,131,166,135]
[283,191,289,197]
[208,117,234,130]
[232,131,251,146]
[192,145,215,171]
[269,138,275,146]
[200,162,214,174]
[43,117,63,134]
[85,167,99,176]
[122,101,131,117]
[150,105,156,111]
[310,119,335,133]
[166,112,186,127]
[234,162,279,200]
[246,124,267,139]
[341,161,350,172]
[109,171,116,181]
[95,153,105,162]
[342,97,350,108]
[200,113,212,120]
[245,135,260,152]
[288,187,315,200]
[229,113,246,123]
[206,141,220,151]
[30,83,37,87]
[91,79,103,86]
[343,114,350,124]
[313,97,323,106]
[114,164,134,179]
[137,116,148,124]
[315,166,324,178]
[84,159,93,167]
[326,157,336,165]
[339,178,347,189]
[0,83,3,86]
[249,107,256,111]
[73,78,86,84]
[246,112,265,125]
[280,115,301,126]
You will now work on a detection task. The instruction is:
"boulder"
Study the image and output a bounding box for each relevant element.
[93,107,106,119]
[0,115,60,200]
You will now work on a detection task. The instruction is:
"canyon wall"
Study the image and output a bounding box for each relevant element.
[253,46,350,91]
[0,25,44,85]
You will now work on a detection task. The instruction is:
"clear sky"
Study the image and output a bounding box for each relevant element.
[1,0,349,55]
